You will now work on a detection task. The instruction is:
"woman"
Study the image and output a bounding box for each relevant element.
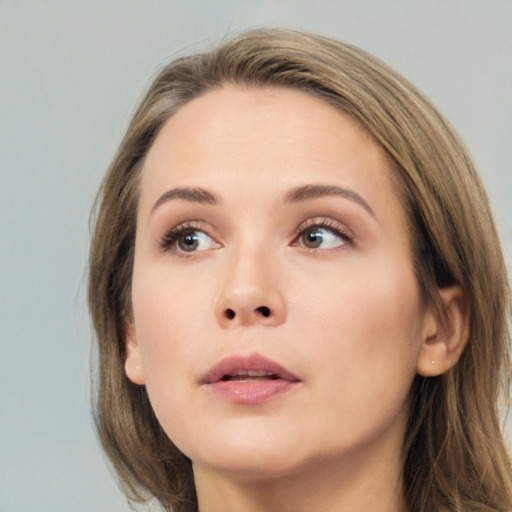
[88,28,512,512]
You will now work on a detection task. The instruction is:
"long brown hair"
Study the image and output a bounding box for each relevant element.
[88,28,512,512]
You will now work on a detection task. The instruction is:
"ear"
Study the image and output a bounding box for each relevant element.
[124,321,146,385]
[417,285,470,377]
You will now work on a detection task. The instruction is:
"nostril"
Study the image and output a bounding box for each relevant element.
[225,309,236,320]
[255,306,271,318]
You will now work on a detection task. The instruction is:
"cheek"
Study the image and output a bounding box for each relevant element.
[288,266,423,448]
[294,259,424,394]
[130,268,214,443]
[131,266,213,385]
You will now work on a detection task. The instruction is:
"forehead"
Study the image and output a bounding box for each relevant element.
[148,85,378,156]
[139,85,405,227]
[144,87,388,179]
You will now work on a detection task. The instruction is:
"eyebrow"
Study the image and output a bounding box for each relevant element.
[284,184,375,217]
[150,183,374,217]
[151,187,220,214]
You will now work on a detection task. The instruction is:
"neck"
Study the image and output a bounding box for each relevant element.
[193,438,407,512]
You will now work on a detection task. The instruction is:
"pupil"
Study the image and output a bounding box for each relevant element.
[305,231,322,248]
[179,233,199,251]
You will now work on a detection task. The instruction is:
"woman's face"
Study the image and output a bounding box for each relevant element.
[126,86,434,479]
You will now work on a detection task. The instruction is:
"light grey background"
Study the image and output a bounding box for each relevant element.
[1,1,511,511]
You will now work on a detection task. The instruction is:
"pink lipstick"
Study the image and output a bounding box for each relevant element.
[201,353,301,404]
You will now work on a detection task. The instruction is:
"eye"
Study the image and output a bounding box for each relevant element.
[294,220,353,250]
[176,230,217,252]
[160,224,221,254]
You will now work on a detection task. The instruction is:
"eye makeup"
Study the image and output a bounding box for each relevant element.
[292,217,355,251]
[158,221,221,255]
[156,214,355,260]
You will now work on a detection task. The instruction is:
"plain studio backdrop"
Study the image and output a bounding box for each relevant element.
[1,1,511,511]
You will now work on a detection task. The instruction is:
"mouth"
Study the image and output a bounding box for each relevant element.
[220,370,280,382]
[200,353,301,404]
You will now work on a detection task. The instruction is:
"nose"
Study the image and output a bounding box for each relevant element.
[214,247,287,328]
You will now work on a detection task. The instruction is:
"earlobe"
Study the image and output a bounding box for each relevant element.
[124,321,146,385]
[417,285,470,377]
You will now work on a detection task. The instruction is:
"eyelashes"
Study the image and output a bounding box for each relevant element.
[293,218,354,250]
[158,221,220,254]
[158,217,354,256]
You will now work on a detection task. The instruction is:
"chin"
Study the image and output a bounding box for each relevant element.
[195,449,308,481]
[182,425,310,479]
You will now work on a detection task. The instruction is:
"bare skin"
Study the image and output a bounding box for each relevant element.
[125,86,468,512]
[194,423,406,512]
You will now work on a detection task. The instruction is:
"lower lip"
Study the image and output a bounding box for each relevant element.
[205,379,299,404]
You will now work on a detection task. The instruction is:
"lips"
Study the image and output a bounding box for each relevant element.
[200,353,301,404]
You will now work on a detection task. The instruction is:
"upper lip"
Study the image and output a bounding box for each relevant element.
[200,352,301,384]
